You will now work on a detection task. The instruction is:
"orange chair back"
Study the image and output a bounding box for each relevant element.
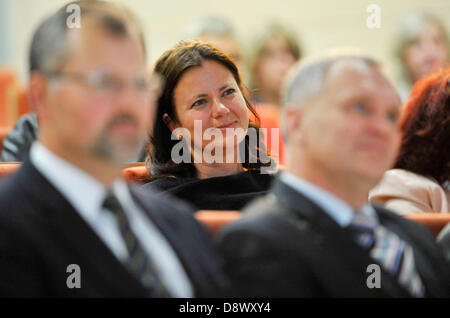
[121,163,149,183]
[193,210,450,237]
[0,69,19,128]
[0,162,21,179]
[17,89,31,116]
[0,70,32,130]
[405,213,450,237]
[195,210,241,234]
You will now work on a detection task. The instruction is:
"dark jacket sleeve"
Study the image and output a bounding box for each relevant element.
[437,223,450,263]
[1,113,39,162]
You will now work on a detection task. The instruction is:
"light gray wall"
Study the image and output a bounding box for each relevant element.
[7,0,450,83]
[0,0,13,65]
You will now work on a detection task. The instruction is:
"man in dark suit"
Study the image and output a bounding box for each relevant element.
[216,53,450,297]
[0,0,223,297]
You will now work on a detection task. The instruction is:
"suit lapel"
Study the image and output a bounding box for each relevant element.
[376,207,448,297]
[271,179,411,297]
[16,160,147,295]
[129,187,211,296]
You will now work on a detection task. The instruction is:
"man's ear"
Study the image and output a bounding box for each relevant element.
[162,113,178,132]
[29,73,49,119]
[284,105,304,144]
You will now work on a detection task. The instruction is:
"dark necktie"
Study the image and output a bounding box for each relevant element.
[348,211,425,297]
[103,191,171,297]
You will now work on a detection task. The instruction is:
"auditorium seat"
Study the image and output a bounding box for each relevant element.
[121,163,149,183]
[17,89,31,116]
[0,69,20,128]
[0,162,21,179]
[195,210,241,234]
[254,102,285,165]
[405,213,450,237]
[193,210,450,238]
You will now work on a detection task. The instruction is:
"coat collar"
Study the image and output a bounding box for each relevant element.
[270,177,412,297]
[15,159,149,296]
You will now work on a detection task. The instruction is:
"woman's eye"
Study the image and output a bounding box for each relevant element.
[352,102,367,114]
[192,99,207,107]
[223,88,235,97]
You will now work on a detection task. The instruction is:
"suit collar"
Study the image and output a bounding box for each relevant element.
[270,177,412,297]
[279,171,355,226]
[15,160,149,296]
[129,187,214,297]
[375,206,449,297]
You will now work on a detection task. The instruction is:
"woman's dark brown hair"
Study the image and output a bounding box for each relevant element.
[394,68,450,185]
[146,40,271,179]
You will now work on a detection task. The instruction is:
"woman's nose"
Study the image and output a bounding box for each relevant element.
[211,99,230,118]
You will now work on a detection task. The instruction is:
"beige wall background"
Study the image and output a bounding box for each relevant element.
[5,0,450,83]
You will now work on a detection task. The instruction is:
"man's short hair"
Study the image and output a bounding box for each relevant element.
[29,0,145,76]
[280,50,380,143]
[282,49,379,108]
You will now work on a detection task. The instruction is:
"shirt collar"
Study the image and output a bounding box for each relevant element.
[30,141,124,224]
[280,171,360,227]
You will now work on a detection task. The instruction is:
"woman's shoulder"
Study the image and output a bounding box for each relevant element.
[142,170,274,192]
[212,170,275,189]
[379,169,442,189]
[369,169,449,213]
[142,176,195,191]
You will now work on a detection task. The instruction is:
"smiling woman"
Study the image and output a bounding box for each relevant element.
[142,41,275,210]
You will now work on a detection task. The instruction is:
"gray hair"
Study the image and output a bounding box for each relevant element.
[282,50,379,108]
[29,0,145,76]
[183,16,236,40]
[280,50,379,143]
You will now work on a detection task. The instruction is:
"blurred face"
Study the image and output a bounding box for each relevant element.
[404,22,449,82]
[294,60,401,187]
[37,25,155,166]
[170,60,249,157]
[199,35,244,73]
[255,35,297,101]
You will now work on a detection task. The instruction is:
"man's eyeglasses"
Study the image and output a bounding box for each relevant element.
[47,70,163,101]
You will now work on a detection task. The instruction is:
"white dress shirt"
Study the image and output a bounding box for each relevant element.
[30,142,193,297]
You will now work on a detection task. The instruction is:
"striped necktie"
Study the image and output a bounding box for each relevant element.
[348,211,425,297]
[103,191,171,297]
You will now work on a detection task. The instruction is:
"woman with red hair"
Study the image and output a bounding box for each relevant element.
[369,68,450,214]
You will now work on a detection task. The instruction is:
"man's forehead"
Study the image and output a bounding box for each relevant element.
[320,58,399,105]
[324,59,376,87]
[64,23,144,65]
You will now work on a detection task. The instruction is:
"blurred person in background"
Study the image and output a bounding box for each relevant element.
[249,23,302,106]
[248,23,302,164]
[183,16,244,74]
[143,41,275,211]
[393,11,449,102]
[0,112,38,162]
[370,68,450,214]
